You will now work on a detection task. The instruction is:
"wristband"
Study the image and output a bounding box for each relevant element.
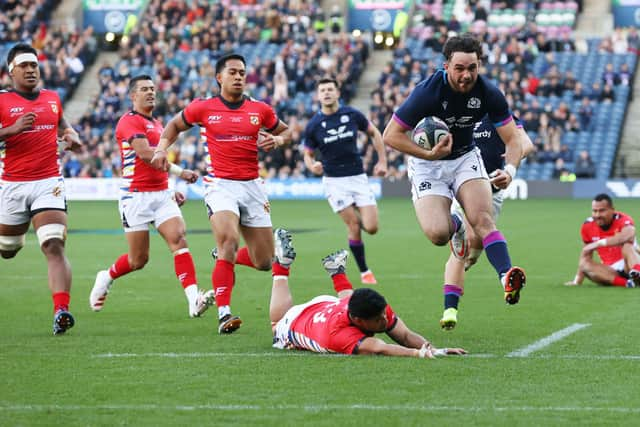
[596,239,608,248]
[504,164,517,179]
[169,163,184,176]
[433,348,448,357]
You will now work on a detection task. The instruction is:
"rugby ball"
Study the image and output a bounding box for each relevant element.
[411,116,450,150]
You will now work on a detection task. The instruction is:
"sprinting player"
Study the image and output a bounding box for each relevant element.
[90,75,213,317]
[0,43,82,335]
[269,235,467,357]
[440,115,534,329]
[382,34,528,306]
[151,53,292,334]
[303,77,387,285]
[565,193,640,288]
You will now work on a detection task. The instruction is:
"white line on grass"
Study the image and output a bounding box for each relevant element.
[1,404,639,413]
[92,351,640,360]
[507,323,591,357]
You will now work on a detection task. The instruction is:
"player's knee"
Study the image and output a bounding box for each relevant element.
[0,234,25,258]
[129,255,149,270]
[255,258,272,271]
[427,230,450,246]
[36,224,66,247]
[363,223,378,235]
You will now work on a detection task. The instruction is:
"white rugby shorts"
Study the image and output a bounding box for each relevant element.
[323,173,376,213]
[119,189,182,232]
[0,177,67,225]
[408,147,488,202]
[204,177,272,227]
[452,189,504,221]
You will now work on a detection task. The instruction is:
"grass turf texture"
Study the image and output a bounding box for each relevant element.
[1,198,640,426]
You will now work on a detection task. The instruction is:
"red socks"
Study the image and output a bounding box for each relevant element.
[52,291,70,312]
[331,273,353,293]
[235,246,255,268]
[212,259,235,306]
[612,276,628,287]
[174,249,197,288]
[109,254,133,279]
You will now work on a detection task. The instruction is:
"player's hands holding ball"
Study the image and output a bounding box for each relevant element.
[411,116,452,161]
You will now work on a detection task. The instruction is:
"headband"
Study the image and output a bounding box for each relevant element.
[8,53,38,73]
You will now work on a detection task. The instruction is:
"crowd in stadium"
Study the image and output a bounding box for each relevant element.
[0,0,637,181]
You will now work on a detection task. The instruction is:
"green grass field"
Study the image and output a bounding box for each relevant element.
[2,198,640,426]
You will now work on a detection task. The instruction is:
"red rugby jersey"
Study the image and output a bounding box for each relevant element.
[182,95,278,181]
[581,212,635,265]
[289,296,398,355]
[0,89,62,181]
[115,111,168,192]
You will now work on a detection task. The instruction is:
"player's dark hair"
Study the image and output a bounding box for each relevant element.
[348,288,387,320]
[443,33,483,61]
[594,193,613,207]
[215,53,246,75]
[129,74,153,93]
[317,76,339,90]
[6,43,37,66]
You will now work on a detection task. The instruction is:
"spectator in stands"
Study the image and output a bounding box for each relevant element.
[599,83,615,103]
[602,63,621,87]
[575,150,596,178]
[578,97,593,130]
[619,63,632,87]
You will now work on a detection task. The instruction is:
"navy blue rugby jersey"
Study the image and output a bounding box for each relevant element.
[303,106,369,177]
[473,114,523,193]
[393,69,512,160]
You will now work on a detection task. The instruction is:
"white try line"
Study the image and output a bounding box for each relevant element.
[1,403,639,413]
[507,323,591,357]
[92,350,640,361]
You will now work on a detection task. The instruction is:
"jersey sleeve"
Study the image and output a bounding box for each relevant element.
[384,305,398,332]
[329,325,368,355]
[302,118,318,151]
[618,213,635,228]
[580,222,591,244]
[393,77,437,130]
[353,108,370,132]
[485,82,512,127]
[262,103,279,132]
[118,116,145,142]
[182,98,205,126]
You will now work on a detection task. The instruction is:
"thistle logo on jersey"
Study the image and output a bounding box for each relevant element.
[467,97,481,108]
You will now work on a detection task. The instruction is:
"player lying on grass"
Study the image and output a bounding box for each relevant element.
[565,193,640,288]
[268,230,467,357]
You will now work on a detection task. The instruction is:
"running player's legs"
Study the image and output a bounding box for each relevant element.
[240,226,274,271]
[210,210,241,262]
[32,209,70,295]
[414,195,454,246]
[456,178,494,239]
[0,222,29,259]
[124,230,151,270]
[357,205,379,235]
[338,205,363,240]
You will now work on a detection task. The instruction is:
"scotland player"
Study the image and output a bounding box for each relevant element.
[382,34,528,306]
[303,77,387,284]
[440,115,534,329]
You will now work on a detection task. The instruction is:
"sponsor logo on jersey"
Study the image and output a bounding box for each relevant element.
[9,107,24,116]
[467,97,481,108]
[474,130,492,140]
[207,115,222,123]
[323,125,354,143]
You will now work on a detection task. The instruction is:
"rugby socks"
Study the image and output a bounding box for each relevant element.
[443,284,463,309]
[349,239,368,273]
[331,272,353,294]
[235,246,256,268]
[272,260,290,278]
[108,254,133,279]
[612,276,628,287]
[212,259,235,309]
[450,213,462,234]
[52,291,70,312]
[483,230,512,277]
[173,248,198,289]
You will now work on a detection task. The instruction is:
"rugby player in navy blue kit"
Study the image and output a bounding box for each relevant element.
[304,77,387,285]
[440,115,534,329]
[382,34,528,306]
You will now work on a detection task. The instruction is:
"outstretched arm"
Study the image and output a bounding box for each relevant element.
[150,112,192,171]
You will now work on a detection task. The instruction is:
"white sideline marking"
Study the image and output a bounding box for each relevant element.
[507,323,591,357]
[1,404,639,413]
[92,351,640,361]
